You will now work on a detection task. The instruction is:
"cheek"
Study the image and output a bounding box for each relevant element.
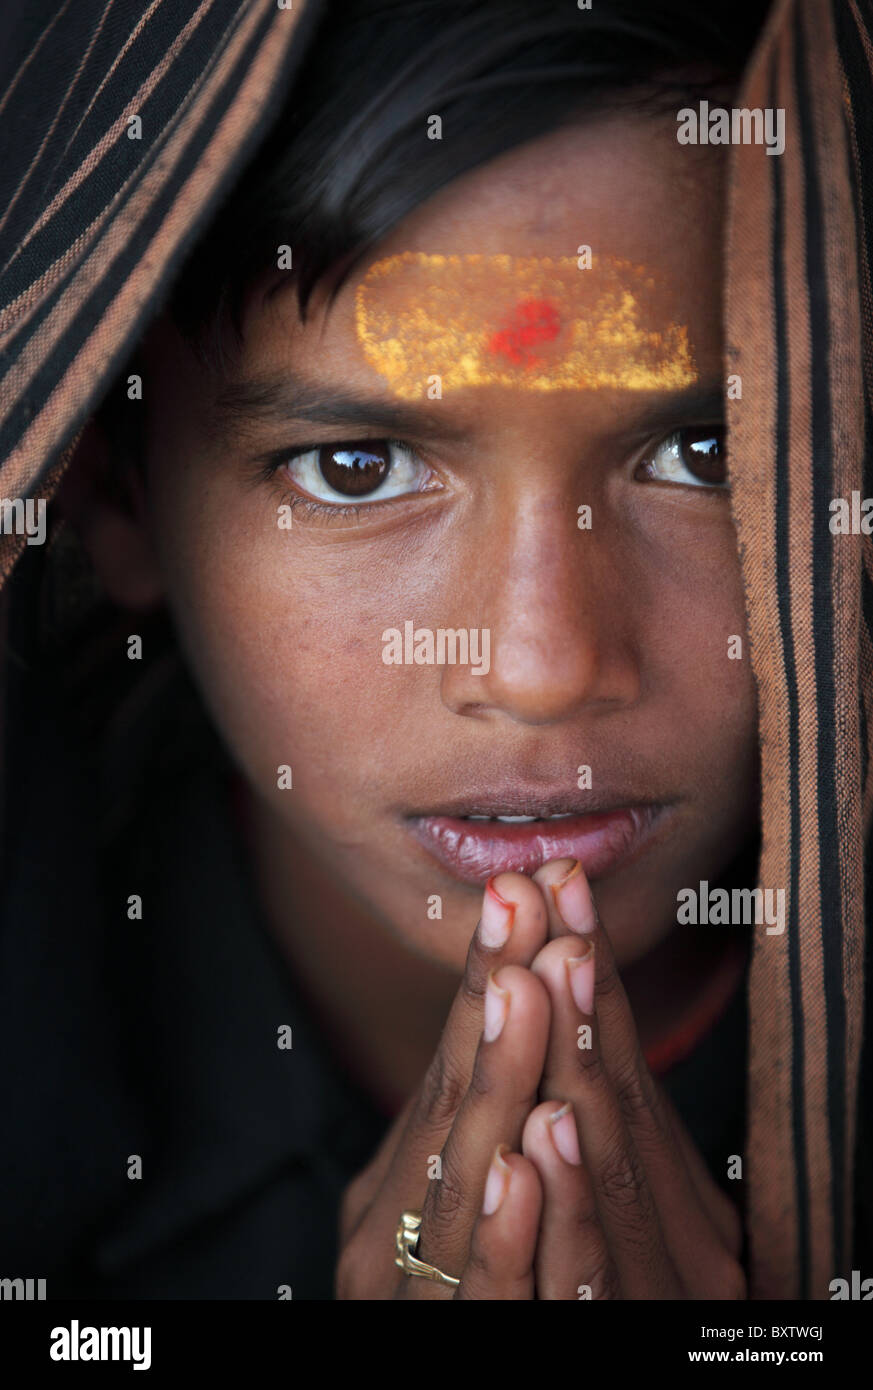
[630,507,759,774]
[147,472,442,822]
[594,518,759,957]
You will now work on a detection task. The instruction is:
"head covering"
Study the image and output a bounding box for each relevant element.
[0,0,870,1300]
[725,0,872,1298]
[0,0,322,584]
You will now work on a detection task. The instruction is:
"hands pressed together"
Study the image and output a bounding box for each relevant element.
[336,858,746,1300]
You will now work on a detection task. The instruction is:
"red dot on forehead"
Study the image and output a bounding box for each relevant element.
[487,297,561,367]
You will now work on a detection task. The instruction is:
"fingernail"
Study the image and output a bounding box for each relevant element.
[482,1143,512,1215]
[566,942,595,1015]
[548,1101,582,1165]
[478,877,517,949]
[552,860,598,934]
[484,971,510,1041]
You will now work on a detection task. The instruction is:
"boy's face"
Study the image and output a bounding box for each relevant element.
[130,111,759,971]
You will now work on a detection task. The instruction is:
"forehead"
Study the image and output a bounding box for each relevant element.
[354,252,697,399]
[246,109,725,395]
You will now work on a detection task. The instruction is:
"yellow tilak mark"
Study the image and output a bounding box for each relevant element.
[355,252,696,400]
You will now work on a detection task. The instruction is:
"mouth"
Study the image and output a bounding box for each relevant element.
[406,796,673,884]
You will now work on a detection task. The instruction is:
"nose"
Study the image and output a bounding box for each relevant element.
[440,492,642,725]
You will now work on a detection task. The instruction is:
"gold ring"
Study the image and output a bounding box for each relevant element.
[395,1210,460,1288]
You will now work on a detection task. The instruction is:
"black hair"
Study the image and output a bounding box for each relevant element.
[166,0,770,373]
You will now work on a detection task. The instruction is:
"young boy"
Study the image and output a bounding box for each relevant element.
[0,0,870,1301]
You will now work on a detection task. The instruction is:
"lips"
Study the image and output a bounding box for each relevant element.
[408,803,668,884]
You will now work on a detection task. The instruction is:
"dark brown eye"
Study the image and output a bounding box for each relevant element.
[318,441,391,496]
[635,427,729,490]
[285,439,428,511]
[678,427,726,486]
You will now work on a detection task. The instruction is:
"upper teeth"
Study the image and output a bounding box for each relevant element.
[467,813,575,822]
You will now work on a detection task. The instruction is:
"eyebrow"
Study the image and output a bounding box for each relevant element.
[618,383,727,436]
[215,370,470,442]
[215,370,728,441]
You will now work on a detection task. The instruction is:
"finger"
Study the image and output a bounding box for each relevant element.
[532,856,594,940]
[454,1148,541,1300]
[569,1049,681,1296]
[401,871,549,1156]
[521,1100,619,1300]
[415,963,551,1284]
[347,871,548,1260]
[532,859,740,1260]
[529,934,597,1104]
[531,931,741,1294]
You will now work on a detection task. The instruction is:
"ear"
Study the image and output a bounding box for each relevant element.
[55,413,163,610]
